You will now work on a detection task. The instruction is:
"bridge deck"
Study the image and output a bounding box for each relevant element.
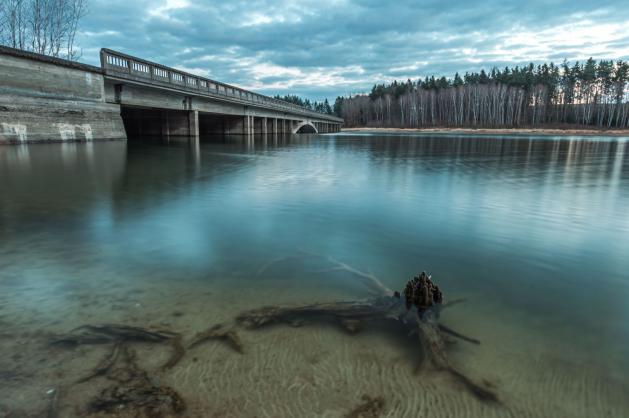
[100,49,342,123]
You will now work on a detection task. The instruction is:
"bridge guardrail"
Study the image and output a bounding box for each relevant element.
[100,49,343,123]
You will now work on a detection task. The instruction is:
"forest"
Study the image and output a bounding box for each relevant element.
[334,59,629,129]
[274,94,334,115]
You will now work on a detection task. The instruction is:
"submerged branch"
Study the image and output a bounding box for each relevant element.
[188,325,244,354]
[438,324,481,345]
[51,324,185,370]
[77,343,122,383]
[51,324,177,346]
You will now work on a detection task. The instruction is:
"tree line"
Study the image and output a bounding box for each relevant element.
[0,0,87,60]
[274,94,334,115]
[334,59,629,129]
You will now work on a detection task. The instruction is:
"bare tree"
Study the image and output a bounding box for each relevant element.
[1,0,29,50]
[0,0,87,60]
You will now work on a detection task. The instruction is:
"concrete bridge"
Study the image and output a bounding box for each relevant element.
[100,49,342,140]
[0,46,343,143]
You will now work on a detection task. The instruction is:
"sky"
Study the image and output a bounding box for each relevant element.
[77,0,629,102]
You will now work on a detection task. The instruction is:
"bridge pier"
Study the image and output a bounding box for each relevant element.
[161,110,170,140]
[261,117,268,135]
[244,115,253,136]
[189,110,199,141]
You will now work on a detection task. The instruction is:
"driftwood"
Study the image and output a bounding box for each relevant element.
[241,257,499,403]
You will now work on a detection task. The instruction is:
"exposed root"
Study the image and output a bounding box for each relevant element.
[162,335,186,370]
[52,324,184,370]
[87,345,185,417]
[187,324,244,354]
[438,324,481,345]
[236,270,500,404]
[255,251,394,297]
[51,324,178,346]
[446,368,499,403]
[77,343,122,383]
[344,394,386,418]
[441,298,467,310]
[48,260,496,411]
[325,256,394,297]
[236,298,401,331]
[415,311,498,403]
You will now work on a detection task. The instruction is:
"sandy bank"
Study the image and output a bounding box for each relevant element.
[342,127,629,137]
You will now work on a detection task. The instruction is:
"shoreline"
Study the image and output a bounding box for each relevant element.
[341,127,629,137]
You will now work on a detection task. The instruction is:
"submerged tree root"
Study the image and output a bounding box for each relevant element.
[237,298,498,402]
[77,343,122,383]
[51,324,178,345]
[52,325,187,416]
[87,344,186,417]
[188,324,244,354]
[50,255,499,413]
[51,321,251,416]
[240,257,500,404]
[51,324,185,371]
[344,394,386,418]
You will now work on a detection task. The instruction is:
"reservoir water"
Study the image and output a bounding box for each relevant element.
[1,133,628,417]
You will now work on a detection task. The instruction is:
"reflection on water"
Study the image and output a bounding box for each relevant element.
[1,133,628,417]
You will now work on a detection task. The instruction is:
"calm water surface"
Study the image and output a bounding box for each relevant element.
[1,133,628,417]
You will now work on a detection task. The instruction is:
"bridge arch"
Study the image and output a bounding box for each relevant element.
[293,121,318,134]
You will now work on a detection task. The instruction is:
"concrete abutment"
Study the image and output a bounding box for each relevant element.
[0,47,126,144]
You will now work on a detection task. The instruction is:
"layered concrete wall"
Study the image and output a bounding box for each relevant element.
[0,47,126,144]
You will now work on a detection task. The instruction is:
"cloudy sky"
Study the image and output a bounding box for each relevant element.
[77,0,629,102]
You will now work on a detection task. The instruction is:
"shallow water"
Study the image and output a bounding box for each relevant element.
[1,133,628,417]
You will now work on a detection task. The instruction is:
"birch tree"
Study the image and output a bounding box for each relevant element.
[337,59,629,129]
[0,0,87,60]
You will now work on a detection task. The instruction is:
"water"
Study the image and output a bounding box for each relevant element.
[1,133,628,417]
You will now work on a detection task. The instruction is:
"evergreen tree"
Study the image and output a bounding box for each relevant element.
[336,58,629,129]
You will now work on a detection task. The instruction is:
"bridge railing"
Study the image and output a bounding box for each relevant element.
[100,49,343,123]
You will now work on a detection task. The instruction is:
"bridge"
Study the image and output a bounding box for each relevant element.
[0,46,343,144]
[100,49,343,140]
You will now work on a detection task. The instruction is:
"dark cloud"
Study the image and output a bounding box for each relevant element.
[77,0,629,101]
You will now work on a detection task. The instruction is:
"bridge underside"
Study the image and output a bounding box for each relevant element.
[109,82,341,140]
[120,106,339,140]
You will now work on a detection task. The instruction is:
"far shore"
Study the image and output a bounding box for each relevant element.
[341,127,629,137]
